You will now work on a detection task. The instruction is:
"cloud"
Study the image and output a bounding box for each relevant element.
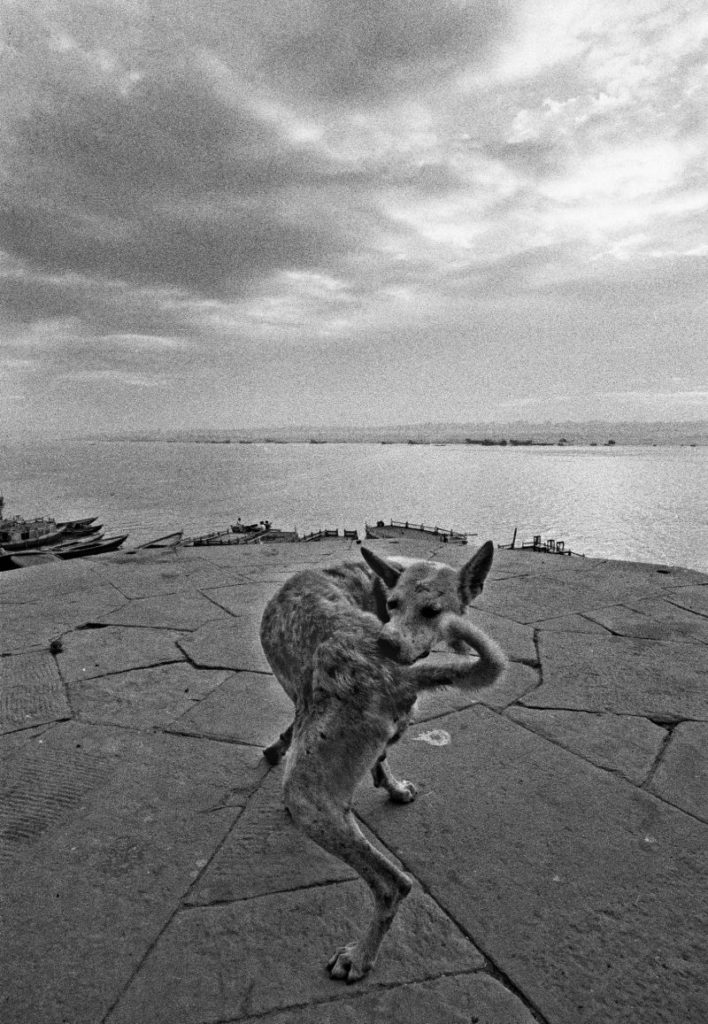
[1,1,707,433]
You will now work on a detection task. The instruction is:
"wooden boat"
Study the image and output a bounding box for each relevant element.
[364,519,471,544]
[56,516,98,530]
[137,530,184,549]
[231,520,266,534]
[62,522,104,540]
[0,522,68,551]
[53,534,129,559]
[259,528,300,543]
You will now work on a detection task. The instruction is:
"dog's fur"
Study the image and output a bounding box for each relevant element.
[259,543,507,982]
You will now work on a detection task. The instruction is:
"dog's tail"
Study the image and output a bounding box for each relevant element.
[402,614,507,692]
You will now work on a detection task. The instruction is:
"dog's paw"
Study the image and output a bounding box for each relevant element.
[327,943,372,983]
[389,779,417,804]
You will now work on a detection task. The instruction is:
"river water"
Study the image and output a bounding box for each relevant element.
[1,439,706,572]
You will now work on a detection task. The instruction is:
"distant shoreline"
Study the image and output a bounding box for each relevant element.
[107,435,706,448]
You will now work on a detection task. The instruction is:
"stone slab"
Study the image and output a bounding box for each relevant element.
[108,882,484,1024]
[529,633,708,720]
[177,618,271,673]
[476,573,619,624]
[0,559,106,603]
[0,652,71,733]
[0,721,265,1024]
[89,556,238,599]
[505,707,667,785]
[649,722,708,822]
[586,599,708,644]
[466,608,537,663]
[492,550,600,575]
[0,723,52,759]
[70,663,232,728]
[1,586,128,654]
[168,671,293,747]
[187,770,356,905]
[356,705,708,1024]
[200,581,281,617]
[97,590,234,631]
[237,973,536,1024]
[56,625,185,682]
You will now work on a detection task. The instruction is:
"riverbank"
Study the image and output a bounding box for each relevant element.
[1,538,707,1023]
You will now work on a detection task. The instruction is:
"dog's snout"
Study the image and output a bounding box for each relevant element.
[377,633,402,658]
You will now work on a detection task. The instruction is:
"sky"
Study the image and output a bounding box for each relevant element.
[2,0,708,436]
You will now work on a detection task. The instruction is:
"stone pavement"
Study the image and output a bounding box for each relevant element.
[1,537,707,1024]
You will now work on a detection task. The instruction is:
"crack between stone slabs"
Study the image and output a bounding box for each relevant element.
[208,969,493,1024]
[57,657,188,685]
[100,772,269,1024]
[640,721,679,793]
[357,811,551,1024]
[658,592,708,625]
[181,875,362,911]
[163,726,267,750]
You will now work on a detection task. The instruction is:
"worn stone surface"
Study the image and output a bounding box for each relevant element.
[476,572,622,624]
[649,722,708,822]
[1,542,707,1024]
[97,589,234,630]
[109,882,484,1024]
[167,670,292,746]
[70,663,232,728]
[1,603,70,653]
[533,613,611,634]
[466,607,538,662]
[0,721,265,1024]
[201,581,287,616]
[177,617,271,672]
[0,652,70,732]
[0,559,105,603]
[56,624,185,682]
[1,586,127,654]
[505,707,667,784]
[586,598,708,644]
[663,584,708,617]
[237,974,536,1024]
[356,705,708,1024]
[529,633,708,720]
[89,553,239,599]
[187,770,355,905]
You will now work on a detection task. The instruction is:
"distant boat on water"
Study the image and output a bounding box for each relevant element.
[364,519,472,544]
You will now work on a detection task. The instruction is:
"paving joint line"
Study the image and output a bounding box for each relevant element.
[358,811,551,1024]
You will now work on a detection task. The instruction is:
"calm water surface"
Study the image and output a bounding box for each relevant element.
[2,440,706,572]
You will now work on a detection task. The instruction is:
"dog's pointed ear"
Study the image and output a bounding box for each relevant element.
[458,540,494,607]
[361,547,402,589]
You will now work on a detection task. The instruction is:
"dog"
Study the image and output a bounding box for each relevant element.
[259,542,507,982]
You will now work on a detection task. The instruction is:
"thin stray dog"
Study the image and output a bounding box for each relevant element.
[259,542,507,982]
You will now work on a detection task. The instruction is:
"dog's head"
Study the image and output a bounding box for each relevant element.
[361,541,494,664]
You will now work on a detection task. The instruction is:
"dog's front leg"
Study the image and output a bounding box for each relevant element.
[284,768,412,982]
[371,753,417,803]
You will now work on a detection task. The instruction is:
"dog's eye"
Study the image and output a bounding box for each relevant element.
[387,598,399,611]
[421,606,441,619]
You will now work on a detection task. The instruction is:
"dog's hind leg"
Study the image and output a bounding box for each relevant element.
[263,722,293,765]
[284,758,412,982]
[371,753,417,804]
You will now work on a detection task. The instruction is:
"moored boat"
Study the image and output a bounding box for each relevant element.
[364,519,471,544]
[52,534,129,559]
[137,530,184,549]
